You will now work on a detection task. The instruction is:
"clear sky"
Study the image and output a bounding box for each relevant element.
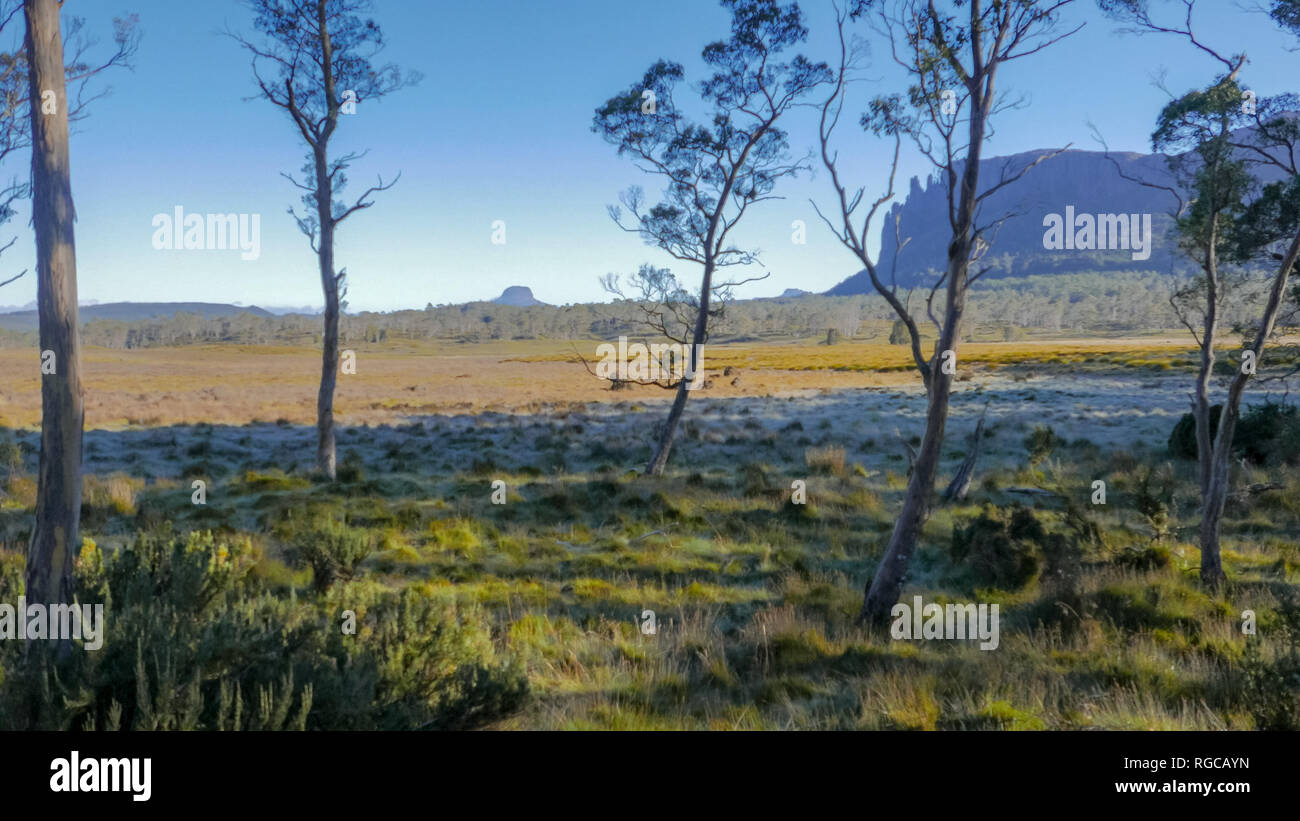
[0,0,1292,312]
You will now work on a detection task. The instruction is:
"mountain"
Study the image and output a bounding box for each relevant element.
[826,148,1189,295]
[777,288,811,298]
[825,123,1297,296]
[0,301,273,332]
[492,286,545,307]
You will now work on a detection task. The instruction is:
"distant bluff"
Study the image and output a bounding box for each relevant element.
[492,286,545,307]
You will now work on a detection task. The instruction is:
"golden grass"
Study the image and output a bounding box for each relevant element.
[0,334,1278,430]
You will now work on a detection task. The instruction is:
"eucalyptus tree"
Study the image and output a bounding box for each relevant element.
[1101,0,1300,586]
[594,0,832,476]
[232,0,418,479]
[816,0,1080,625]
[22,0,136,612]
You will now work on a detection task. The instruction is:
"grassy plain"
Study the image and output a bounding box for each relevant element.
[1,333,1297,729]
[0,333,1226,429]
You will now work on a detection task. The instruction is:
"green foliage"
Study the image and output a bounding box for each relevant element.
[950,505,1044,589]
[21,271,1258,351]
[1235,402,1300,466]
[0,430,22,480]
[1168,405,1222,460]
[337,449,366,483]
[0,526,526,731]
[1024,425,1063,465]
[1168,402,1300,465]
[1112,543,1171,571]
[290,517,375,593]
[738,461,778,498]
[1133,465,1174,542]
[1241,592,1300,730]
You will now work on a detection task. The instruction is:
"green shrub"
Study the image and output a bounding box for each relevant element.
[1168,406,1221,460]
[1133,466,1173,542]
[0,431,22,480]
[1024,425,1063,465]
[738,462,778,498]
[336,449,366,483]
[950,505,1044,589]
[288,517,375,593]
[1236,402,1300,466]
[1168,402,1300,464]
[1241,593,1300,729]
[0,526,526,731]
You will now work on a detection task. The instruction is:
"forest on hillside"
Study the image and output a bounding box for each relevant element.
[1,270,1287,349]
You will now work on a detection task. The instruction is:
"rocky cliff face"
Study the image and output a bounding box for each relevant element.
[827,148,1186,294]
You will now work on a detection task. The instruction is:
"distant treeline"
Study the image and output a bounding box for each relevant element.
[0,271,1284,350]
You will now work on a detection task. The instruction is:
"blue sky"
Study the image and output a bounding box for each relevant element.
[0,0,1292,312]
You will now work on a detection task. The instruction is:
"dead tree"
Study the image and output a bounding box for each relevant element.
[942,404,988,503]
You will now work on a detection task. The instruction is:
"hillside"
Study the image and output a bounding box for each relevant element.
[0,301,273,331]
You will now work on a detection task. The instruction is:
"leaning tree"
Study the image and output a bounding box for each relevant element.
[232,0,418,479]
[1100,0,1300,586]
[593,0,832,476]
[816,0,1080,625]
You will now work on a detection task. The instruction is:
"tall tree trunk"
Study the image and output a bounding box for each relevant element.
[644,258,712,476]
[861,364,955,623]
[312,0,341,481]
[315,150,338,479]
[860,89,985,625]
[1199,439,1229,586]
[1191,272,1221,584]
[1192,240,1220,500]
[1198,228,1300,587]
[645,378,691,476]
[24,0,83,612]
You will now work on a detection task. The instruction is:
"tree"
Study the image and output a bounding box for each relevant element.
[815,0,1080,625]
[1101,0,1300,586]
[0,4,137,295]
[232,0,418,479]
[889,318,910,344]
[593,0,831,476]
[22,0,136,614]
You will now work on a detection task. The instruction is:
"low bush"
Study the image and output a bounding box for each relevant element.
[0,525,527,730]
[950,505,1044,589]
[1168,401,1300,464]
